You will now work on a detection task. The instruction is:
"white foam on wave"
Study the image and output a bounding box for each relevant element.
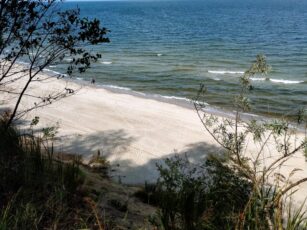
[245,77,303,84]
[49,65,57,68]
[16,61,30,66]
[250,77,266,81]
[101,61,112,65]
[158,95,211,106]
[134,91,146,96]
[44,68,64,76]
[208,70,244,75]
[241,112,260,118]
[101,84,193,103]
[269,79,304,84]
[157,53,163,57]
[100,84,149,96]
[103,84,131,91]
[16,61,63,77]
[160,95,191,102]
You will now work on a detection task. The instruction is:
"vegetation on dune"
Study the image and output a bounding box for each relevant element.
[144,55,307,230]
[0,1,111,228]
[1,1,307,230]
[194,55,307,229]
[148,155,251,230]
[0,119,98,229]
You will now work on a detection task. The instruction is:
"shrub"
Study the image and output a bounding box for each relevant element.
[152,155,251,230]
[194,55,307,229]
[134,182,159,206]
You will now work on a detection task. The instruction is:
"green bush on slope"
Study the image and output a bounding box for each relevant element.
[151,155,251,230]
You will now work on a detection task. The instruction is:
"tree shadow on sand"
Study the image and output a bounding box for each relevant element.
[54,129,136,162]
[111,141,223,184]
[52,129,223,185]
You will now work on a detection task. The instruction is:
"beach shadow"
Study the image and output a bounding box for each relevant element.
[55,129,136,162]
[0,108,31,127]
[110,141,223,184]
[51,129,223,185]
[0,106,11,113]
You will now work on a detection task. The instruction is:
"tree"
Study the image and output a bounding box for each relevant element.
[194,55,307,229]
[0,0,109,128]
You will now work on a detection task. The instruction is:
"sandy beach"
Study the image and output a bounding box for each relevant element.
[1,68,307,204]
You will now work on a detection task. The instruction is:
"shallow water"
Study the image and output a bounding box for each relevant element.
[54,0,307,119]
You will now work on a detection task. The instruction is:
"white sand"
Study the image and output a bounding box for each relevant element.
[1,68,307,205]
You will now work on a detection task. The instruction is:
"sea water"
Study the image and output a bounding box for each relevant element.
[55,0,307,119]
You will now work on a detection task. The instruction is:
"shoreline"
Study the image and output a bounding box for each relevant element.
[44,66,303,127]
[2,64,307,205]
[60,71,306,133]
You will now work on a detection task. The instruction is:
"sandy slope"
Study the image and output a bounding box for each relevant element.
[1,68,307,205]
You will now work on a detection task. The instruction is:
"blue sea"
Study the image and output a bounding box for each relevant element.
[54,0,307,119]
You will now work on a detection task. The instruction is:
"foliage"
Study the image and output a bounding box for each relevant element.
[0,0,109,128]
[151,155,251,230]
[88,150,110,177]
[147,55,307,230]
[134,182,159,206]
[194,55,307,229]
[0,120,103,229]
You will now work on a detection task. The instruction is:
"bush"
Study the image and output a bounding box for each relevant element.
[134,182,159,206]
[151,155,251,230]
[194,55,307,229]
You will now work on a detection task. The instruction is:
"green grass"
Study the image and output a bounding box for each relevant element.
[0,121,100,229]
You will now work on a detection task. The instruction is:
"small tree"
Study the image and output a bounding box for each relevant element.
[0,0,109,128]
[153,155,251,230]
[194,55,307,229]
